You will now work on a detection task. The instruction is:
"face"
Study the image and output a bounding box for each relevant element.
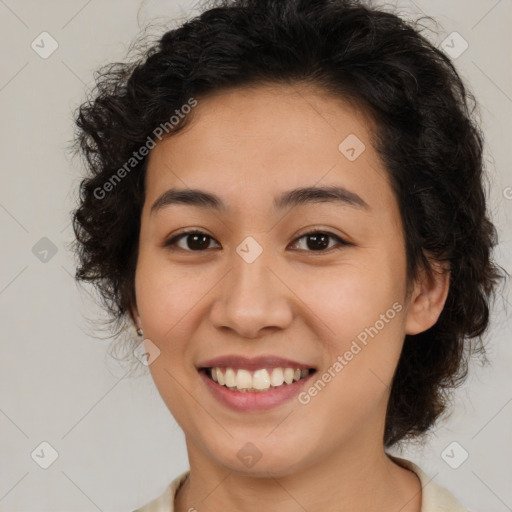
[132,83,444,476]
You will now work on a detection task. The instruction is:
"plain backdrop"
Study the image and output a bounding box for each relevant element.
[0,0,511,511]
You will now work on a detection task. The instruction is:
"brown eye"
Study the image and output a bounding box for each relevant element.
[290,231,349,252]
[164,229,349,253]
[165,231,220,251]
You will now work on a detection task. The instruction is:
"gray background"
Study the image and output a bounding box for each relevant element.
[0,0,511,510]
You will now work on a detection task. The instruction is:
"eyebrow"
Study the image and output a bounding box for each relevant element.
[150,185,370,215]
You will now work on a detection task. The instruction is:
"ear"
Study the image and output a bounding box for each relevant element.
[405,259,450,335]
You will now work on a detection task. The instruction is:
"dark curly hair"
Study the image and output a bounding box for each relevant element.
[71,0,505,448]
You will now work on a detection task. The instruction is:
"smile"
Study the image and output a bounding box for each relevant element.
[197,354,317,411]
[206,366,314,392]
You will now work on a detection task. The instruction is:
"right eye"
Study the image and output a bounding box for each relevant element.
[164,230,221,251]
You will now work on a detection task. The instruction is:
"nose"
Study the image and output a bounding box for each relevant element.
[209,245,294,339]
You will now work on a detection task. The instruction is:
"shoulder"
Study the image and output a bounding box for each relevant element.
[131,470,190,512]
[388,454,474,512]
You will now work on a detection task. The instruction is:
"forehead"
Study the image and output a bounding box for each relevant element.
[144,83,394,217]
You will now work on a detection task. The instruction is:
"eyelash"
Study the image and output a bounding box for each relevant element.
[163,229,351,254]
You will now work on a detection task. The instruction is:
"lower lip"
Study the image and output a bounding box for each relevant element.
[199,370,315,412]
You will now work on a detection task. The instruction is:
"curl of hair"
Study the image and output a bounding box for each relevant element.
[72,0,505,447]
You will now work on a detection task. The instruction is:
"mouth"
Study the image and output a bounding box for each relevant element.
[196,355,318,411]
[199,366,317,393]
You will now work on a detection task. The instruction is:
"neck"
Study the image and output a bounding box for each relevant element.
[174,438,421,512]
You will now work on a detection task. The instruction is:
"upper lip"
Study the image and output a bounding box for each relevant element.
[197,355,316,372]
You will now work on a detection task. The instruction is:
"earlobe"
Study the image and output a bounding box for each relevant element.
[405,261,450,335]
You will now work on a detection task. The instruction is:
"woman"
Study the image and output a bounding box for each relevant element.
[72,0,503,510]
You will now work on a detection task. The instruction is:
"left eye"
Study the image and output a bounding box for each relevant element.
[164,230,348,252]
[290,230,348,252]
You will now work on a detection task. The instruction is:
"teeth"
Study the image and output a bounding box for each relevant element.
[236,369,252,390]
[270,367,284,386]
[225,368,236,387]
[283,368,295,384]
[207,366,311,392]
[253,369,271,390]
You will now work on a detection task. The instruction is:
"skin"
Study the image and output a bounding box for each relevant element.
[131,83,450,512]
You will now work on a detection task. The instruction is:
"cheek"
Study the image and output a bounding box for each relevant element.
[292,258,405,342]
[297,273,406,434]
[134,252,198,351]
[134,255,207,423]
[293,256,407,396]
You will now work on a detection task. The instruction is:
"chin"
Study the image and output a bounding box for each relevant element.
[207,437,315,478]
